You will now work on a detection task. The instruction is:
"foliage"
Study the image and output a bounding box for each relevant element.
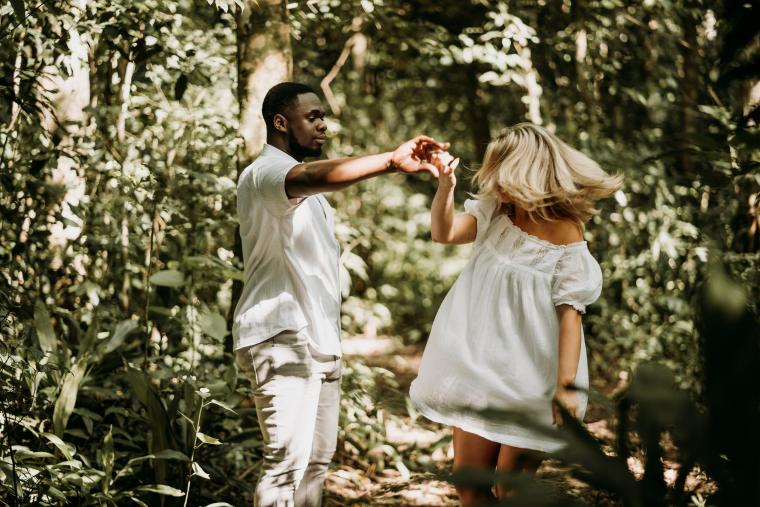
[1,0,758,505]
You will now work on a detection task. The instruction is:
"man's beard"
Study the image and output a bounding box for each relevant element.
[287,128,322,161]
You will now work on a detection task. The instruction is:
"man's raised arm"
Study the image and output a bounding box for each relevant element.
[285,136,447,198]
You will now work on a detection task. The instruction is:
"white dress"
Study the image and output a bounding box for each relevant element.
[409,198,603,452]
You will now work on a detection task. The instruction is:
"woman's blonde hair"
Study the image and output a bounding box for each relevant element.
[473,123,622,224]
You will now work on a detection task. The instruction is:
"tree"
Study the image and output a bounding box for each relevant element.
[228,0,294,350]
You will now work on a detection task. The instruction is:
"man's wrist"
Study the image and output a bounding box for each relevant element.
[384,152,398,173]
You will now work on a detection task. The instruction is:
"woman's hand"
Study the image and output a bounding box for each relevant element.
[552,385,580,426]
[431,150,460,190]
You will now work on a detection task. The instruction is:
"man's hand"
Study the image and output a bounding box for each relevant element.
[390,136,449,176]
[431,151,460,190]
[552,385,580,426]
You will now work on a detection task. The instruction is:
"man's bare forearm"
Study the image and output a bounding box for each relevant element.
[285,153,395,198]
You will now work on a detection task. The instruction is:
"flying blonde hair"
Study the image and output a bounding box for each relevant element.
[472,123,622,225]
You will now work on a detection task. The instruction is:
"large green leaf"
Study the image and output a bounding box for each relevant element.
[149,269,185,287]
[112,451,189,483]
[125,369,178,485]
[34,300,57,355]
[199,307,227,341]
[135,484,184,497]
[53,358,88,436]
[42,432,75,461]
[100,319,139,355]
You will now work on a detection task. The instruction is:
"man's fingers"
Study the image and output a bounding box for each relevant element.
[414,136,450,152]
[413,135,449,149]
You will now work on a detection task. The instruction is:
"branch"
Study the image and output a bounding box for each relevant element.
[320,35,357,116]
[320,18,364,116]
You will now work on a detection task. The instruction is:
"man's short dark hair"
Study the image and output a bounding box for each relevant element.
[262,82,317,133]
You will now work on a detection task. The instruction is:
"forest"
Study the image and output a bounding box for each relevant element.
[1,0,758,505]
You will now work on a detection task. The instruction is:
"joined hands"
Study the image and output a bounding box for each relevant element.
[390,136,458,180]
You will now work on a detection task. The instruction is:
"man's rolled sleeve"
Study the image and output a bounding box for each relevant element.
[252,159,303,216]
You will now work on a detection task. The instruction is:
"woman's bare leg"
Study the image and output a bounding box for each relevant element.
[494,444,542,498]
[453,427,500,507]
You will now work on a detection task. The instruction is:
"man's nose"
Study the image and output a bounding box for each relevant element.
[317,120,327,132]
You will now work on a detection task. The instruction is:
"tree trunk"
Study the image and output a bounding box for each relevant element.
[465,66,491,161]
[236,0,293,170]
[677,8,700,175]
[227,0,293,352]
[37,3,91,271]
[571,0,594,132]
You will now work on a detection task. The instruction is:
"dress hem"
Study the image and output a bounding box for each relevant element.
[411,396,565,454]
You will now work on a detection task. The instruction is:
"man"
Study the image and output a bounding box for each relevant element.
[233,82,447,506]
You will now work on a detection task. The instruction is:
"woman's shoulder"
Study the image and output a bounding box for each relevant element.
[539,218,584,247]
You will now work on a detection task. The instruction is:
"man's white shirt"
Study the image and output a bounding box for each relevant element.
[233,144,342,356]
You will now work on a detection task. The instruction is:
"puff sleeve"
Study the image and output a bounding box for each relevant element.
[551,247,603,313]
[463,198,500,243]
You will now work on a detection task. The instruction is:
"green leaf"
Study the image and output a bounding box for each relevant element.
[125,368,178,485]
[101,319,139,355]
[47,486,67,501]
[42,432,75,461]
[112,451,186,483]
[34,300,57,355]
[207,399,237,414]
[152,449,190,462]
[196,432,222,445]
[101,426,114,493]
[53,358,88,436]
[13,449,56,461]
[199,307,228,341]
[135,484,184,497]
[73,407,103,422]
[149,269,185,287]
[113,458,144,482]
[192,461,210,480]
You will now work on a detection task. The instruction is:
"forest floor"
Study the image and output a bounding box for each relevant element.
[324,336,716,506]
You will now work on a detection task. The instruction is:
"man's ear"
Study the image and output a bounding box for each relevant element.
[273,113,288,134]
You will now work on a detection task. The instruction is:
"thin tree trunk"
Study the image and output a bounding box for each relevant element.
[678,8,700,175]
[465,66,491,161]
[571,0,594,131]
[37,3,91,270]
